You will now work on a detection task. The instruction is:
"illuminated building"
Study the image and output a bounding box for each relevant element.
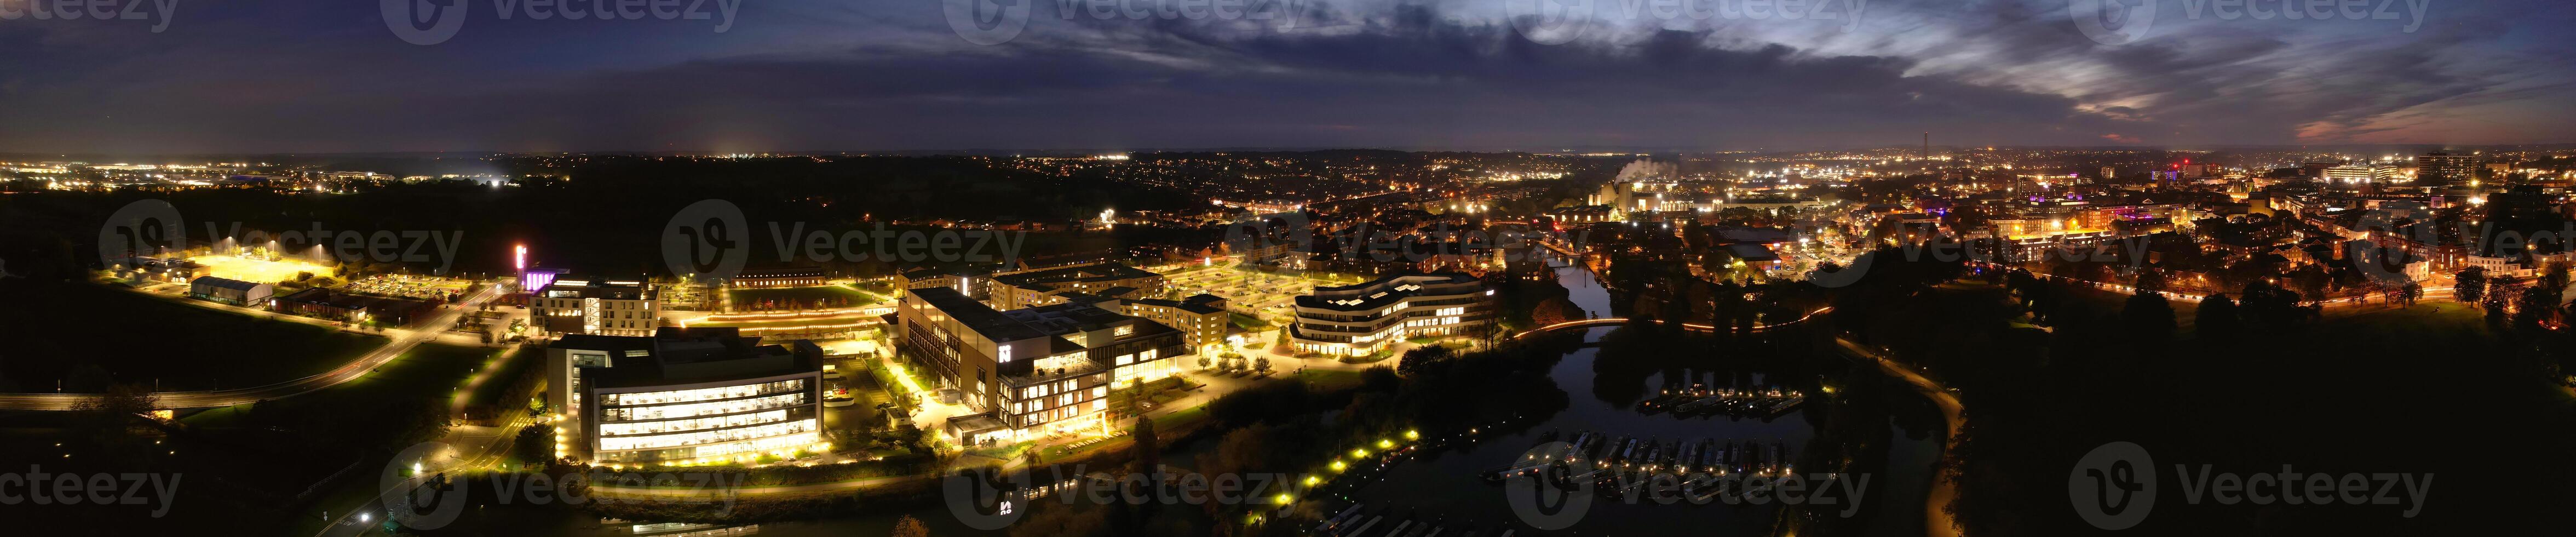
[531,278,663,337]
[187,276,273,306]
[894,267,987,300]
[732,266,828,288]
[543,327,825,464]
[890,287,1187,445]
[2415,152,2476,186]
[1287,272,1494,357]
[986,261,1166,310]
[1062,293,1232,351]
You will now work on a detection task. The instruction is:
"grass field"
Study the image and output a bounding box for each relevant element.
[462,346,541,412]
[0,281,387,392]
[188,342,500,537]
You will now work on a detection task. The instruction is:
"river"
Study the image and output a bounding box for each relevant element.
[417,260,1944,537]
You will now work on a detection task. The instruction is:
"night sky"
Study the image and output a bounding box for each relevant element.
[1,0,2569,153]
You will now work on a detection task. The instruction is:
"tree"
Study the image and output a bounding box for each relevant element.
[1531,297,1577,327]
[2122,292,2176,342]
[2134,270,2167,293]
[511,424,554,466]
[1253,357,1271,374]
[1397,345,1455,376]
[2194,293,2239,341]
[893,515,932,537]
[1129,416,1163,503]
[2457,267,2488,305]
[1197,355,1214,370]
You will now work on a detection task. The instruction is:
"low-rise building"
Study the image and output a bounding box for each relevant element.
[732,267,828,288]
[987,261,1166,310]
[530,278,662,337]
[1287,272,1496,357]
[1123,294,1231,351]
[188,276,273,306]
[543,327,825,465]
[273,287,439,324]
[890,287,1188,445]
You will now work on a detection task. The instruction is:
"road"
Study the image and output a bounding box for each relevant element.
[1835,338,1965,537]
[308,421,525,537]
[0,284,501,411]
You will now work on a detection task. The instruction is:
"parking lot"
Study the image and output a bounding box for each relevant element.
[346,273,474,300]
[1158,264,1354,325]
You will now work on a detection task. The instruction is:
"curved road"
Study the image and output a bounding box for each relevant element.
[0,285,500,411]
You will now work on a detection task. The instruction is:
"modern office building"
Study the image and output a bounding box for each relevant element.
[890,286,1187,444]
[986,261,1166,310]
[530,278,662,337]
[543,327,825,465]
[2416,152,2477,186]
[1287,272,1496,357]
[1118,294,1232,351]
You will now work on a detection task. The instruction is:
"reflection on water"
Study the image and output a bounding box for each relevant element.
[422,260,1943,537]
[1337,327,1819,535]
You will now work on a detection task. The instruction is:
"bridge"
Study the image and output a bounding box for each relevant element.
[1508,306,1836,340]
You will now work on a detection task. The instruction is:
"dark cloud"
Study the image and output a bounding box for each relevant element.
[0,0,2566,152]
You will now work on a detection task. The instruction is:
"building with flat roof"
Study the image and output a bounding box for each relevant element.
[987,261,1165,310]
[188,276,273,306]
[274,287,438,324]
[894,267,989,300]
[543,327,825,464]
[1056,293,1233,352]
[531,278,662,337]
[733,267,828,288]
[890,286,1187,445]
[1287,272,1495,357]
[2416,152,2476,186]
